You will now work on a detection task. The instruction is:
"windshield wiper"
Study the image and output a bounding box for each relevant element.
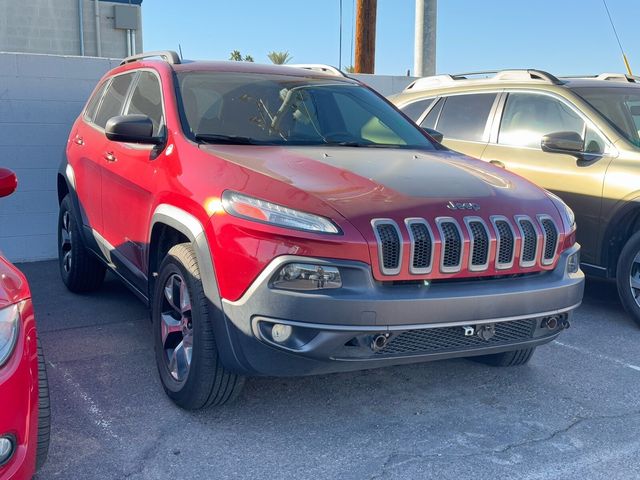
[195,133,259,145]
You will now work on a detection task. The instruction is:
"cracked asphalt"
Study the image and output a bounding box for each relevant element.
[20,260,640,480]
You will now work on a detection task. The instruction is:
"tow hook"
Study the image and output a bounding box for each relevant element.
[370,333,390,352]
[559,317,571,330]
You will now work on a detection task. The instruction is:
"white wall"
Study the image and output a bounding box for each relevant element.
[0,52,417,262]
[0,52,119,262]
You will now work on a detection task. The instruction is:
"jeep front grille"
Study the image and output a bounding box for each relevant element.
[372,220,402,275]
[372,214,560,276]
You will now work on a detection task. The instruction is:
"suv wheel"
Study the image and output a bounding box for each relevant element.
[472,347,536,367]
[152,243,245,409]
[58,195,106,292]
[616,230,640,327]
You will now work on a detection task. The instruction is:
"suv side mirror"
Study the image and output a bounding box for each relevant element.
[541,131,584,157]
[105,114,162,145]
[0,168,17,198]
[422,127,444,143]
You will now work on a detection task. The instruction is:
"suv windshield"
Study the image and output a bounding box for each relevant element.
[572,86,640,147]
[177,72,435,149]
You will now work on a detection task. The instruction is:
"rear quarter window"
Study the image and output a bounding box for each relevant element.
[84,80,110,123]
[399,98,435,122]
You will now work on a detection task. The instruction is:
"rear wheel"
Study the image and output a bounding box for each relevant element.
[58,195,106,292]
[35,340,50,471]
[152,243,245,409]
[472,347,536,367]
[616,231,640,327]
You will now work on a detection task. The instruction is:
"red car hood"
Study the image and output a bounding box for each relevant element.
[200,145,556,223]
[0,254,30,308]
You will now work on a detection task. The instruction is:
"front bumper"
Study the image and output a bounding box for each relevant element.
[217,246,584,376]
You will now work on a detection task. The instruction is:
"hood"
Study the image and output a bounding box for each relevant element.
[199,145,554,224]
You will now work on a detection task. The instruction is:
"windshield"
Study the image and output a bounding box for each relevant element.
[572,86,640,147]
[176,72,435,149]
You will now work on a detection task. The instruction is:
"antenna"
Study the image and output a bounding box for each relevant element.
[178,44,184,61]
[602,0,633,75]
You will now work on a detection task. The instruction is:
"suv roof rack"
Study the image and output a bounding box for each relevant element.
[595,72,640,83]
[287,64,348,77]
[403,69,564,92]
[120,50,181,66]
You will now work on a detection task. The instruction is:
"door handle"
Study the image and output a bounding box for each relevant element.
[103,152,117,163]
[73,135,84,146]
[489,160,505,168]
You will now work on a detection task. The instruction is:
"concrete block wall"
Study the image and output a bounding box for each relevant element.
[0,0,142,58]
[0,52,119,262]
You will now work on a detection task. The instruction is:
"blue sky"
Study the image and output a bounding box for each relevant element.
[143,0,639,76]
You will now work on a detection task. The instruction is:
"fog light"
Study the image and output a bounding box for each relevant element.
[0,436,15,466]
[271,324,293,343]
[567,251,580,273]
[272,263,342,290]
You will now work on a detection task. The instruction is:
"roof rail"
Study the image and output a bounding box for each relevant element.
[120,50,181,66]
[403,68,564,93]
[596,72,640,83]
[287,64,348,77]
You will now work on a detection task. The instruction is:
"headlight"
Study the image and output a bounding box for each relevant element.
[547,191,575,230]
[221,191,340,234]
[0,304,20,367]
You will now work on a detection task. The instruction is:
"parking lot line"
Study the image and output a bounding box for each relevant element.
[553,340,640,372]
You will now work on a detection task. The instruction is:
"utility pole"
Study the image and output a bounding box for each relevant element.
[354,0,377,73]
[414,0,437,77]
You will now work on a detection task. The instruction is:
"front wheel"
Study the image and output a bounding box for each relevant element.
[471,347,536,367]
[617,231,640,327]
[152,243,245,409]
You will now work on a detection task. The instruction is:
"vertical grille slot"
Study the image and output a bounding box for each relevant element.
[493,217,515,268]
[517,217,538,267]
[372,220,403,275]
[437,219,463,272]
[406,219,433,274]
[466,219,489,270]
[539,216,559,265]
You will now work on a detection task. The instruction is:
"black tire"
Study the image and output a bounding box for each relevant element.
[616,230,640,327]
[58,195,106,292]
[152,243,245,409]
[472,347,536,367]
[35,340,51,471]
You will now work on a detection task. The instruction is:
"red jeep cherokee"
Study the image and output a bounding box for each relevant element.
[57,51,584,409]
[0,169,50,479]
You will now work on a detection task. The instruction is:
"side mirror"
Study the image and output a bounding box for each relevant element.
[105,114,161,145]
[0,168,17,198]
[422,127,444,143]
[541,131,584,157]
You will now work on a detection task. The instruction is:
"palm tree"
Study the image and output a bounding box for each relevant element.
[345,65,356,73]
[229,50,254,62]
[268,51,292,65]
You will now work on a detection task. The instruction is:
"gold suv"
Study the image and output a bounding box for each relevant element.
[391,69,640,325]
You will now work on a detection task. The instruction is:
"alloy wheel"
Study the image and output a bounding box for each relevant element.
[630,251,640,308]
[60,211,73,273]
[161,273,193,382]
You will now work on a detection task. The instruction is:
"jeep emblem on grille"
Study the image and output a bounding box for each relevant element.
[447,201,480,211]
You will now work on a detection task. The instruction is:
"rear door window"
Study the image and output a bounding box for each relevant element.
[498,92,584,148]
[433,93,497,142]
[84,80,110,123]
[399,98,434,122]
[94,73,135,129]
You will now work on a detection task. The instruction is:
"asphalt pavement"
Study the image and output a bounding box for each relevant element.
[20,260,640,480]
